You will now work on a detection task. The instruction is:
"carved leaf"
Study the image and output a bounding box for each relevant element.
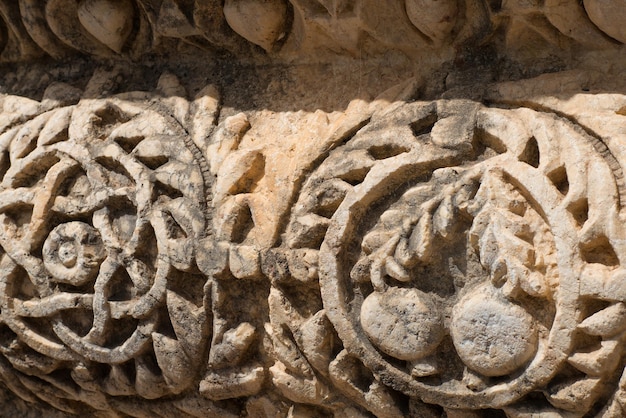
[568,340,621,377]
[384,256,410,282]
[284,249,319,284]
[329,350,403,418]
[10,113,51,161]
[432,195,456,238]
[215,149,265,201]
[546,377,602,412]
[135,356,169,400]
[208,322,256,368]
[295,310,333,377]
[103,364,135,396]
[199,365,265,401]
[406,212,434,263]
[37,107,71,147]
[469,172,548,298]
[190,84,221,152]
[152,332,193,393]
[578,303,626,337]
[265,323,313,378]
[286,213,330,249]
[71,365,110,411]
[269,360,328,405]
[350,256,372,284]
[166,290,207,360]
[207,113,249,175]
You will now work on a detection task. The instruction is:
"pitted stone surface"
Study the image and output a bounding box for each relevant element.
[0,1,625,417]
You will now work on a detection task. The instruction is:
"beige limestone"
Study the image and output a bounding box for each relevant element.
[0,1,625,417]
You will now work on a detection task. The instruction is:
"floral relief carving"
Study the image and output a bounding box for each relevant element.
[0,68,625,416]
[0,74,221,414]
[278,99,626,416]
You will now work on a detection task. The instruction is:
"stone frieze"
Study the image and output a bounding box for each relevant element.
[0,69,625,416]
[0,0,625,62]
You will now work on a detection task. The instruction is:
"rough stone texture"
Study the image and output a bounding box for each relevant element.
[0,1,625,417]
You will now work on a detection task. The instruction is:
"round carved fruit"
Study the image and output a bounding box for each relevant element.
[361,287,443,361]
[450,286,538,376]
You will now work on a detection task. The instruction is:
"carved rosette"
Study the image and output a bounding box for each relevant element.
[0,81,214,412]
[280,99,626,415]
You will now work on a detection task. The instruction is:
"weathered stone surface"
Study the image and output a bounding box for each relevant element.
[0,1,625,416]
[0,0,623,63]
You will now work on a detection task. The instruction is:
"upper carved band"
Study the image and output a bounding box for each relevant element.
[0,0,624,62]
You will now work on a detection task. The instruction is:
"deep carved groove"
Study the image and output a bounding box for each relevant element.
[519,137,540,168]
[547,165,569,195]
[580,235,619,266]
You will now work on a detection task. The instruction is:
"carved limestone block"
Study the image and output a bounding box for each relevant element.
[0,0,624,62]
[0,0,625,413]
[0,66,624,416]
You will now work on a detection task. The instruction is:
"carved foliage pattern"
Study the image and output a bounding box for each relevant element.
[0,75,626,416]
[0,0,624,62]
[0,79,220,415]
[275,100,626,416]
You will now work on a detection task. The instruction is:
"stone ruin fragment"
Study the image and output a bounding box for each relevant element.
[0,1,625,416]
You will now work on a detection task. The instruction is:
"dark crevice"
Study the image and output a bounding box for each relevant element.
[410,113,437,138]
[368,144,409,160]
[568,198,589,227]
[339,166,370,186]
[580,235,619,266]
[519,136,540,168]
[0,150,9,182]
[114,135,144,154]
[95,156,135,186]
[153,180,184,201]
[231,203,255,244]
[93,104,131,129]
[107,267,134,302]
[136,154,169,170]
[547,165,569,195]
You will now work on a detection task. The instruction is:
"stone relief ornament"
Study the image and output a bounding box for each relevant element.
[275,97,626,416]
[0,72,236,416]
[0,67,626,417]
[0,0,624,62]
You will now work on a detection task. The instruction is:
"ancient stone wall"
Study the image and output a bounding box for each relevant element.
[0,1,625,416]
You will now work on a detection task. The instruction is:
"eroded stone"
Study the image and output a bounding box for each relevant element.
[0,3,624,416]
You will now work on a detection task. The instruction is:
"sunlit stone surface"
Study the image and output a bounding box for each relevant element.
[0,1,624,416]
